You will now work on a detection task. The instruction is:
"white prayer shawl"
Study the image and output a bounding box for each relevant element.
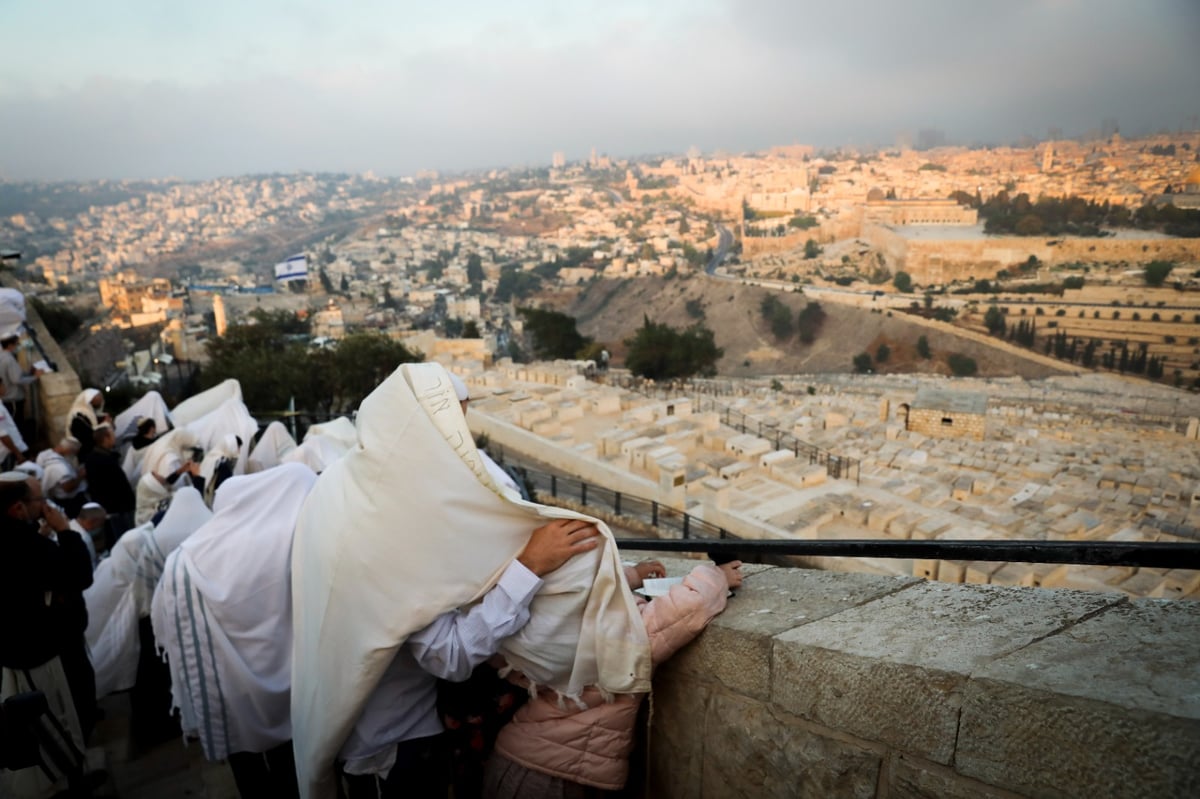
[81,522,153,698]
[37,448,84,501]
[198,433,240,487]
[185,398,257,476]
[66,388,102,431]
[152,463,317,761]
[303,417,357,450]
[135,430,198,524]
[122,444,147,485]
[247,422,297,473]
[114,390,173,446]
[281,416,356,473]
[0,287,26,339]
[130,488,213,618]
[170,379,242,426]
[290,363,650,799]
[83,491,212,698]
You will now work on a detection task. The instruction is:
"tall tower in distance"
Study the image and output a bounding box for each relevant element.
[213,294,227,337]
[552,151,566,169]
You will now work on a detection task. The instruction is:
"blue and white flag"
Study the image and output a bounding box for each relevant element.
[274,254,308,282]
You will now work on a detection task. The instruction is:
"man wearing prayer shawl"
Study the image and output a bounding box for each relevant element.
[151,463,317,798]
[134,429,200,524]
[291,363,652,799]
[0,471,95,798]
[66,388,107,458]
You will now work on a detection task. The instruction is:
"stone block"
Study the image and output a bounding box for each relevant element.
[648,666,710,799]
[867,504,904,532]
[699,691,882,799]
[957,599,1200,799]
[888,754,1018,799]
[771,582,1120,764]
[667,568,915,702]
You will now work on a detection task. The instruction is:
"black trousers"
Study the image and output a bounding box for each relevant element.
[228,740,300,799]
[340,733,450,799]
[57,637,96,744]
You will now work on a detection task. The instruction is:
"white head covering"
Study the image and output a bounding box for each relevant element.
[114,390,173,445]
[170,379,243,426]
[281,417,356,474]
[289,362,650,799]
[185,397,257,477]
[67,388,103,427]
[0,469,30,484]
[247,422,297,473]
[151,463,318,760]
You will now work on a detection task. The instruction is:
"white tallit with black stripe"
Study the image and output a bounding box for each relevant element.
[151,463,317,760]
[84,487,212,698]
[290,362,651,799]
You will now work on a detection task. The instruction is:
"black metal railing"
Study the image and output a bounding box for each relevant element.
[499,453,1200,570]
[516,464,730,540]
[614,538,1200,570]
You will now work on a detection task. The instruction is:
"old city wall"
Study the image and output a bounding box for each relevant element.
[649,557,1200,799]
[898,235,1200,286]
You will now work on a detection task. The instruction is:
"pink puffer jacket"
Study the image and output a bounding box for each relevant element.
[491,563,729,790]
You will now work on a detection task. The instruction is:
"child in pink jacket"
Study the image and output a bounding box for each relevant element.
[483,559,742,797]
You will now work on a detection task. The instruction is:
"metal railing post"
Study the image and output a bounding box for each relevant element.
[551,474,557,497]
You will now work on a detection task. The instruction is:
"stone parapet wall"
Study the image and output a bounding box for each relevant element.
[646,557,1199,799]
[0,277,84,448]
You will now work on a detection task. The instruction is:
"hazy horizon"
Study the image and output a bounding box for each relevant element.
[2,0,1198,182]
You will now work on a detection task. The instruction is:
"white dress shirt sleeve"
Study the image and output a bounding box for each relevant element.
[406,559,542,682]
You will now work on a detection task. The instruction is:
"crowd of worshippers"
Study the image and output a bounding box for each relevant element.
[2,367,744,799]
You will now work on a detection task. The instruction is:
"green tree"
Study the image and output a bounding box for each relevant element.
[916,335,931,359]
[202,313,419,414]
[494,265,543,302]
[875,343,891,363]
[803,239,822,260]
[466,253,485,286]
[318,267,335,293]
[852,352,873,373]
[796,302,826,344]
[624,317,722,380]
[947,353,978,376]
[984,304,1006,336]
[892,271,913,293]
[678,217,690,235]
[462,319,481,338]
[517,307,591,360]
[760,295,794,340]
[1143,260,1174,287]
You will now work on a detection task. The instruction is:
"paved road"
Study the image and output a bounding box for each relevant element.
[706,224,734,274]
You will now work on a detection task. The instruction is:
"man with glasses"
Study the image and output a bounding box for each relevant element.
[0,472,97,798]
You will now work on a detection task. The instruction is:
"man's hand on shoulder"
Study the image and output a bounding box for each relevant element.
[517,519,600,577]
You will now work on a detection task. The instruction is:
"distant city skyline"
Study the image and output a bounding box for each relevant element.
[2,0,1198,181]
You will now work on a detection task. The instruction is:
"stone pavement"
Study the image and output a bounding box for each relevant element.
[90,693,238,799]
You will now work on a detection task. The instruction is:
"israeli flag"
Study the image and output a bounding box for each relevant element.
[274,254,308,282]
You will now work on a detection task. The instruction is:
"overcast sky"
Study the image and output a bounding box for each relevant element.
[2,0,1198,181]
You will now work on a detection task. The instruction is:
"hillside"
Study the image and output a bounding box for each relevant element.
[543,276,1072,379]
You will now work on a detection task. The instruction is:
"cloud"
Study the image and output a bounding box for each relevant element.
[1,0,1197,179]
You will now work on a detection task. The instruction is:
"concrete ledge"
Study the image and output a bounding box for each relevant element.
[640,557,1197,798]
